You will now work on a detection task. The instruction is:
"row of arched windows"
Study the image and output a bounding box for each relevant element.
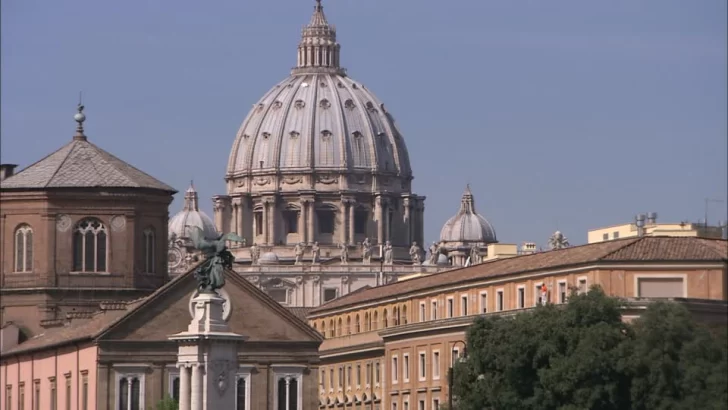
[12,219,157,274]
[313,304,409,338]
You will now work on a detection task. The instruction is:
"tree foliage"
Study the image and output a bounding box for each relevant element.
[452,287,727,410]
[155,396,179,410]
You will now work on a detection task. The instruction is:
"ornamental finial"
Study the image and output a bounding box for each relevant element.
[73,92,87,141]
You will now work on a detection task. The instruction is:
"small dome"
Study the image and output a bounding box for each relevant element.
[259,251,280,265]
[436,253,449,265]
[169,182,217,240]
[440,185,497,243]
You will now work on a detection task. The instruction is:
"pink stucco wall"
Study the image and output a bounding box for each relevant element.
[1,344,98,410]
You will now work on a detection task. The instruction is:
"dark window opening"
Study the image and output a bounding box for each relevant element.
[254,212,263,235]
[354,210,368,235]
[268,289,287,303]
[324,288,338,302]
[283,210,299,234]
[317,210,335,234]
[236,378,246,410]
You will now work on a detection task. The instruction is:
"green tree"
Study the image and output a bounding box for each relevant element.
[453,287,728,410]
[628,301,728,410]
[453,287,634,410]
[155,396,178,410]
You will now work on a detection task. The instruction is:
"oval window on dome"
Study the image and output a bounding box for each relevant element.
[294,100,305,109]
[319,99,331,109]
[344,100,355,110]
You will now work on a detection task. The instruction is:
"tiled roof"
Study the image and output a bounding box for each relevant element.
[287,307,316,322]
[311,237,728,314]
[0,138,175,192]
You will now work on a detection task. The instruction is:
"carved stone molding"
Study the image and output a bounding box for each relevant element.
[110,215,126,232]
[295,276,304,285]
[316,174,338,185]
[56,214,72,232]
[311,275,321,284]
[254,177,271,186]
[282,176,302,185]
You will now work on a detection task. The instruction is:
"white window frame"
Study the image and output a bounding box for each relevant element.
[460,294,469,316]
[634,274,688,298]
[433,398,440,410]
[496,289,504,311]
[346,365,352,392]
[391,355,399,384]
[479,291,488,314]
[403,353,410,382]
[451,347,461,367]
[113,365,148,410]
[419,302,426,322]
[418,351,427,382]
[166,365,179,401]
[517,285,526,308]
[534,282,545,306]
[271,365,304,410]
[558,280,567,304]
[446,297,454,318]
[430,300,438,320]
[577,276,588,295]
[236,365,254,410]
[418,400,426,410]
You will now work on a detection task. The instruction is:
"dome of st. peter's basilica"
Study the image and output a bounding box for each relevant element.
[213,1,426,263]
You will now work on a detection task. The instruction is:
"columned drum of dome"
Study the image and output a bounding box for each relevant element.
[215,1,425,264]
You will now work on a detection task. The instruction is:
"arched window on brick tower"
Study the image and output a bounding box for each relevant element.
[14,224,33,272]
[73,218,108,272]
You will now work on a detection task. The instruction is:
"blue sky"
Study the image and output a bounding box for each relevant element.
[2,0,726,247]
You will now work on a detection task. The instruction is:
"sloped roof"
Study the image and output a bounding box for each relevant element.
[2,267,321,357]
[0,138,175,192]
[311,237,728,314]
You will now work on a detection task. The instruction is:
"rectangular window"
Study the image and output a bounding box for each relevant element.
[419,352,426,380]
[323,288,338,302]
[338,366,343,389]
[431,300,438,320]
[354,210,368,235]
[419,400,425,410]
[254,211,263,235]
[578,277,588,294]
[375,362,380,384]
[317,210,335,234]
[446,298,454,318]
[236,375,249,410]
[480,292,487,313]
[497,290,504,311]
[366,363,371,385]
[451,348,460,366]
[275,375,299,410]
[392,356,399,383]
[404,400,409,410]
[558,281,567,303]
[461,295,468,316]
[34,380,40,410]
[602,233,609,241]
[283,210,298,234]
[613,231,620,239]
[329,369,334,390]
[403,354,410,381]
[419,302,426,322]
[356,364,361,386]
[637,277,685,298]
[65,375,71,410]
[19,383,25,410]
[517,287,525,308]
[117,375,142,410]
[433,351,441,380]
[433,399,440,409]
[6,385,12,410]
[535,284,545,306]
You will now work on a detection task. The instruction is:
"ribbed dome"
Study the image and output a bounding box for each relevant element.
[440,186,497,243]
[169,182,217,240]
[226,1,412,183]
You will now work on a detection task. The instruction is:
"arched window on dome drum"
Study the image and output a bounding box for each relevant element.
[316,208,335,235]
[283,209,299,234]
[14,224,33,272]
[73,218,107,272]
[143,227,155,273]
[254,209,263,236]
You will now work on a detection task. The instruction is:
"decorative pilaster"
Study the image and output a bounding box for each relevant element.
[190,364,203,410]
[375,196,383,244]
[212,195,231,234]
[403,196,412,246]
[347,199,356,244]
[304,198,315,244]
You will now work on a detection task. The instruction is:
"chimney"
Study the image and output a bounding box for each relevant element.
[635,214,646,237]
[0,164,18,181]
[646,212,657,225]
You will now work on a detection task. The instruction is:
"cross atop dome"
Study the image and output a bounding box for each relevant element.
[292,0,345,76]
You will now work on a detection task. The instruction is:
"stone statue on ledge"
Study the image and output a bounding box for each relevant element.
[409,241,422,265]
[361,237,372,264]
[339,243,349,264]
[187,226,245,293]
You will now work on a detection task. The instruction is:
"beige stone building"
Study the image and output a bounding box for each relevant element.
[306,236,728,409]
[588,212,727,243]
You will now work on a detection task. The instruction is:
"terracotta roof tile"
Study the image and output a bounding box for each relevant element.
[310,237,727,314]
[287,307,316,322]
[0,139,175,192]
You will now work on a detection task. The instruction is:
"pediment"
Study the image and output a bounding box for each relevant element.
[98,270,322,343]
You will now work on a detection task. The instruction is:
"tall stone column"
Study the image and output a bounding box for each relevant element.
[179,364,191,410]
[306,198,315,244]
[212,196,231,234]
[348,200,356,245]
[383,199,391,243]
[262,201,269,245]
[299,200,308,245]
[403,197,412,246]
[266,197,276,246]
[339,200,348,244]
[375,196,383,244]
[190,364,203,410]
